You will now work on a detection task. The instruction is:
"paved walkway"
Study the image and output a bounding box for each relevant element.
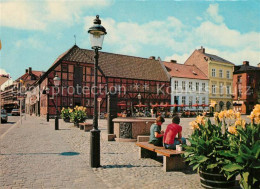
[0,116,106,188]
[2,115,248,188]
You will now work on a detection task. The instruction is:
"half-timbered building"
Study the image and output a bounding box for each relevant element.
[37,45,170,118]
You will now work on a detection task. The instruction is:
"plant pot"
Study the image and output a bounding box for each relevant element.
[74,122,79,127]
[199,170,236,189]
[63,118,70,122]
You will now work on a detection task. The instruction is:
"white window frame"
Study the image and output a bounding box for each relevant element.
[227,71,230,79]
[189,81,192,90]
[196,82,199,91]
[212,69,216,77]
[189,96,193,107]
[202,97,206,104]
[227,85,231,95]
[212,84,216,94]
[182,81,186,90]
[196,96,200,104]
[182,96,186,105]
[174,80,178,90]
[219,83,223,95]
[219,69,223,78]
[202,83,206,92]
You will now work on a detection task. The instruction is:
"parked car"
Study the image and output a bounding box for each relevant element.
[1,109,8,123]
[11,109,20,116]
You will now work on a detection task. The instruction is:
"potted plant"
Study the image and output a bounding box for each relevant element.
[61,107,71,122]
[70,106,87,127]
[184,113,237,188]
[221,105,260,189]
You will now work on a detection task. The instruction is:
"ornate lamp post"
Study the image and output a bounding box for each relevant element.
[42,86,50,122]
[53,75,60,130]
[137,93,141,116]
[88,15,107,168]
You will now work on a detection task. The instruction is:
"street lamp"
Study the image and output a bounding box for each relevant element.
[137,93,141,116]
[53,75,61,130]
[42,86,50,122]
[88,15,107,168]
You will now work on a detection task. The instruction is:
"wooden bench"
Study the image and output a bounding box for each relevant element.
[79,123,93,132]
[136,142,186,172]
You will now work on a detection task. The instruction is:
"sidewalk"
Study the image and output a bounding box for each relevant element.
[0,116,203,189]
[0,116,106,188]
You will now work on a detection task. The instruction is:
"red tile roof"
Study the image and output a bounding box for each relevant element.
[164,61,208,80]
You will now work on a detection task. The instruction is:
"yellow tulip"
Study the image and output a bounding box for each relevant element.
[228,126,237,135]
[235,112,241,119]
[218,111,225,120]
[189,121,199,130]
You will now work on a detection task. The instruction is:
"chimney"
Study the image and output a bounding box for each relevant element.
[149,56,155,60]
[170,60,177,63]
[243,61,249,66]
[29,67,32,74]
[25,69,28,73]
[199,46,205,53]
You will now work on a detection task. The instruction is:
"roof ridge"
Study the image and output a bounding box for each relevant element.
[81,48,159,61]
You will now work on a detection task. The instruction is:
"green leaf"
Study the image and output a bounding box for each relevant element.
[197,155,209,163]
[192,163,200,171]
[207,164,218,169]
[222,163,243,172]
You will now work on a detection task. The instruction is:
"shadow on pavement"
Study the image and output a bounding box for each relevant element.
[0,151,80,156]
[101,164,161,169]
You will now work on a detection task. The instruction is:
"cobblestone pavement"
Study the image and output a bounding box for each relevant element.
[1,115,248,188]
[0,116,20,137]
[0,116,105,189]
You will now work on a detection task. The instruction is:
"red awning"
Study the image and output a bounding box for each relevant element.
[192,103,200,107]
[134,104,147,107]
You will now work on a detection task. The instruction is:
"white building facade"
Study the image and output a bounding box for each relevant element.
[170,77,209,111]
[164,61,209,111]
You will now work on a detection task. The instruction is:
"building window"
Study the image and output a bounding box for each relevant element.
[174,80,178,90]
[237,76,242,83]
[202,83,206,92]
[182,81,186,90]
[189,96,193,107]
[212,69,216,77]
[182,96,186,105]
[196,82,199,91]
[219,70,223,78]
[212,84,216,94]
[227,71,230,79]
[202,97,206,104]
[196,96,199,104]
[227,85,231,95]
[219,83,223,95]
[189,82,192,90]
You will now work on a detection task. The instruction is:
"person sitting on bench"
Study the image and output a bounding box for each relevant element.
[149,116,165,146]
[163,116,186,149]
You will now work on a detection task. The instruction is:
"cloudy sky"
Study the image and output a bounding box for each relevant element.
[0,0,259,81]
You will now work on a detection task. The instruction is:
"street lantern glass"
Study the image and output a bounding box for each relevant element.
[138,93,141,100]
[53,75,61,87]
[88,15,107,49]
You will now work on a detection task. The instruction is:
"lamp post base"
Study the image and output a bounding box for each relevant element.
[90,129,101,168]
[55,116,59,130]
[47,113,49,122]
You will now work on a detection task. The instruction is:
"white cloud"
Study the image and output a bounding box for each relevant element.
[15,37,45,49]
[84,16,183,55]
[0,0,113,30]
[206,4,224,23]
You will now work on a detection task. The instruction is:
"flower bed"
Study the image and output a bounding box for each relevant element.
[184,105,260,189]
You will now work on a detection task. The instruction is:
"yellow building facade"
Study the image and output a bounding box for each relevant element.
[184,47,234,111]
[208,61,234,111]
